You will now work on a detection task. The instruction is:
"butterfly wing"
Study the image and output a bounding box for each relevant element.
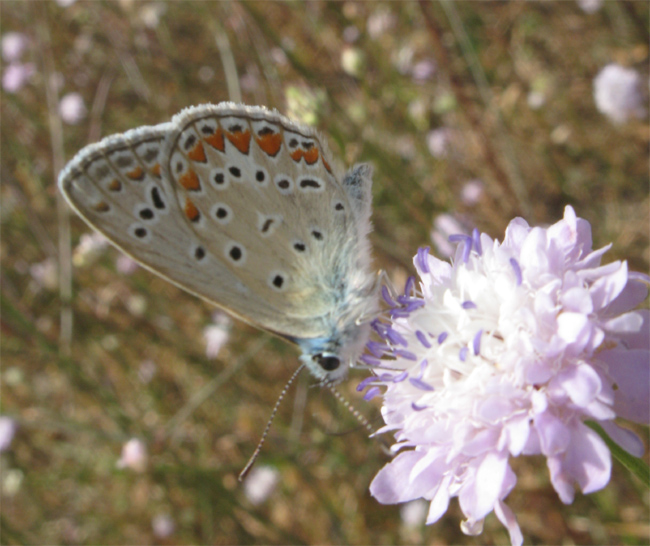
[59,103,375,344]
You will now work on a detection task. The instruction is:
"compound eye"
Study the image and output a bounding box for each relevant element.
[314,354,340,371]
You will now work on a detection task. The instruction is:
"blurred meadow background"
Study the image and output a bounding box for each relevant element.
[2,1,649,544]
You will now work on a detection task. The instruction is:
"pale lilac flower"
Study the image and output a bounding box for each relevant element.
[367,8,396,39]
[116,438,147,472]
[2,32,28,63]
[29,257,58,291]
[412,60,436,82]
[138,359,157,384]
[426,128,451,158]
[59,92,87,125]
[0,417,17,452]
[203,312,232,359]
[152,514,175,538]
[577,0,603,13]
[116,254,139,275]
[343,25,360,43]
[593,64,646,124]
[460,179,484,206]
[527,90,545,110]
[2,63,35,93]
[72,232,108,267]
[243,465,280,505]
[362,206,649,546]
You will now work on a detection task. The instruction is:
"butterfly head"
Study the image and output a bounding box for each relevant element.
[296,319,372,384]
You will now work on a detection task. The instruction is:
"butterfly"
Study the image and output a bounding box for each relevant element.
[58,102,378,383]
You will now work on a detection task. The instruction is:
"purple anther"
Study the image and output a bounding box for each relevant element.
[409,377,435,391]
[459,346,469,361]
[472,228,482,255]
[416,246,430,273]
[461,300,477,310]
[390,309,412,319]
[438,332,448,344]
[394,349,418,361]
[473,329,482,355]
[366,341,389,358]
[363,386,382,401]
[412,402,428,411]
[404,276,416,296]
[510,257,522,286]
[356,376,376,392]
[360,354,382,366]
[415,330,431,348]
[382,285,397,307]
[385,327,408,347]
[392,371,408,382]
[403,300,425,313]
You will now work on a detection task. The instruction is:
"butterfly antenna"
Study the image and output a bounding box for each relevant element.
[324,382,375,436]
[238,362,306,482]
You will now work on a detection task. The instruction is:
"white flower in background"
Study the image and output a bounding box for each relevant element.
[59,92,87,125]
[593,64,646,124]
[2,32,28,63]
[72,232,108,267]
[243,465,280,505]
[577,0,603,13]
[0,417,17,452]
[460,179,484,206]
[116,438,147,472]
[138,359,157,384]
[426,128,451,158]
[411,60,435,82]
[203,312,232,359]
[152,513,175,538]
[29,258,58,291]
[361,206,649,546]
[116,254,139,275]
[2,63,35,93]
[367,8,396,39]
[400,499,428,527]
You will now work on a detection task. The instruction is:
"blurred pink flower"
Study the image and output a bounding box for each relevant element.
[2,63,35,93]
[460,179,484,206]
[362,206,649,545]
[203,312,232,359]
[412,60,436,82]
[59,92,87,125]
[116,254,139,275]
[0,417,17,452]
[426,128,451,158]
[138,359,157,384]
[577,0,603,13]
[72,232,108,267]
[593,64,646,124]
[243,465,280,505]
[152,514,175,538]
[29,258,58,291]
[116,438,147,472]
[2,32,28,63]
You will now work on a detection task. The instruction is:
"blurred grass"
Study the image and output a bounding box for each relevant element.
[2,1,649,544]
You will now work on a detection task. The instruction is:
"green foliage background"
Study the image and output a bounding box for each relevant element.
[2,1,648,544]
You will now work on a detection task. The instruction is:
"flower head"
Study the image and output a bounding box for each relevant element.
[593,63,646,124]
[362,206,649,545]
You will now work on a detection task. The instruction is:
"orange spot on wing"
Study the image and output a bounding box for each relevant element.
[290,150,303,162]
[187,141,207,163]
[150,164,161,178]
[303,147,319,165]
[184,198,200,222]
[204,128,225,152]
[92,201,110,212]
[178,169,202,191]
[108,179,122,192]
[226,129,251,155]
[126,165,145,181]
[255,133,282,157]
[322,158,332,173]
[290,148,319,165]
